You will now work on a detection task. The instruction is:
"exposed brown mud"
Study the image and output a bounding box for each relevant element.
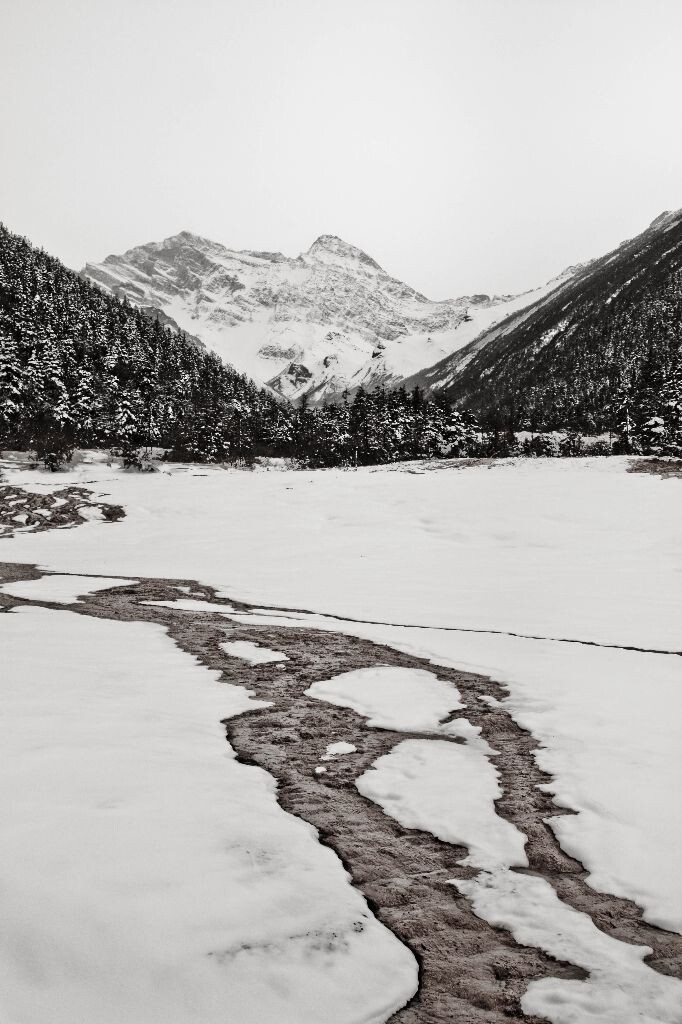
[2,559,681,1022]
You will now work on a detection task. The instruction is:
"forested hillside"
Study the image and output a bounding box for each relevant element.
[413,210,682,454]
[0,225,474,467]
[0,223,293,465]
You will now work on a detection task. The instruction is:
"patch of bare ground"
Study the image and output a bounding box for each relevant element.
[0,484,124,535]
[628,457,682,480]
[2,558,681,1021]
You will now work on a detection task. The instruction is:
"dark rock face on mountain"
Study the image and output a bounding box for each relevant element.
[84,232,559,404]
[404,210,682,441]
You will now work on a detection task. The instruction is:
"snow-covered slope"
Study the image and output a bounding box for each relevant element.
[83,232,565,403]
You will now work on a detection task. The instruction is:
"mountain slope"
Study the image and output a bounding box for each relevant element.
[0,223,289,463]
[1,223,483,468]
[404,210,682,440]
[83,232,563,403]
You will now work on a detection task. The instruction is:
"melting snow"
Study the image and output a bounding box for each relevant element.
[359,739,682,1023]
[357,738,527,871]
[0,607,417,1024]
[220,640,288,664]
[307,666,464,733]
[322,741,357,760]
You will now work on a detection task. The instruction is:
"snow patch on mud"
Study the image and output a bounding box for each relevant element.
[306,666,465,733]
[220,640,288,664]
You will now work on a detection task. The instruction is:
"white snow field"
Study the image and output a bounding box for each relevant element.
[1,452,681,1022]
[1,453,679,650]
[0,606,416,1024]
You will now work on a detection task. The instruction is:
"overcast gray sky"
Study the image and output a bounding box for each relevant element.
[2,0,681,297]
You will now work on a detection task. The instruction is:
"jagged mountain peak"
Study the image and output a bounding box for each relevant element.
[163,231,287,263]
[154,230,220,253]
[168,229,208,245]
[648,208,682,232]
[305,234,384,272]
[103,230,217,266]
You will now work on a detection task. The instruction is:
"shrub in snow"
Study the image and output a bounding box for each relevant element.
[522,434,560,458]
[559,431,583,457]
[33,429,74,471]
[583,438,612,456]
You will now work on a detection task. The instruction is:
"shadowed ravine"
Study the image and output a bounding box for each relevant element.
[2,555,681,1022]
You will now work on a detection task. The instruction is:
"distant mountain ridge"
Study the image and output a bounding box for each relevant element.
[402,209,682,441]
[83,231,567,403]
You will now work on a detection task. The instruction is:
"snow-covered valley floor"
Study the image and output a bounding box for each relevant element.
[0,454,680,1023]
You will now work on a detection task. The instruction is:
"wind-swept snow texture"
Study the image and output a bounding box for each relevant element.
[0,606,416,1024]
[83,231,566,402]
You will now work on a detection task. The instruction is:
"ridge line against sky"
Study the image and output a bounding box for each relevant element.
[2,0,681,298]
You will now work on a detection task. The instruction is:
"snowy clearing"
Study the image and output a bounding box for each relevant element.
[2,453,680,650]
[0,452,680,1021]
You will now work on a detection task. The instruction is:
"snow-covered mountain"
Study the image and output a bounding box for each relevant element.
[83,232,566,403]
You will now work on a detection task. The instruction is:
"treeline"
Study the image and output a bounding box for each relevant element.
[292,387,476,466]
[0,224,476,468]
